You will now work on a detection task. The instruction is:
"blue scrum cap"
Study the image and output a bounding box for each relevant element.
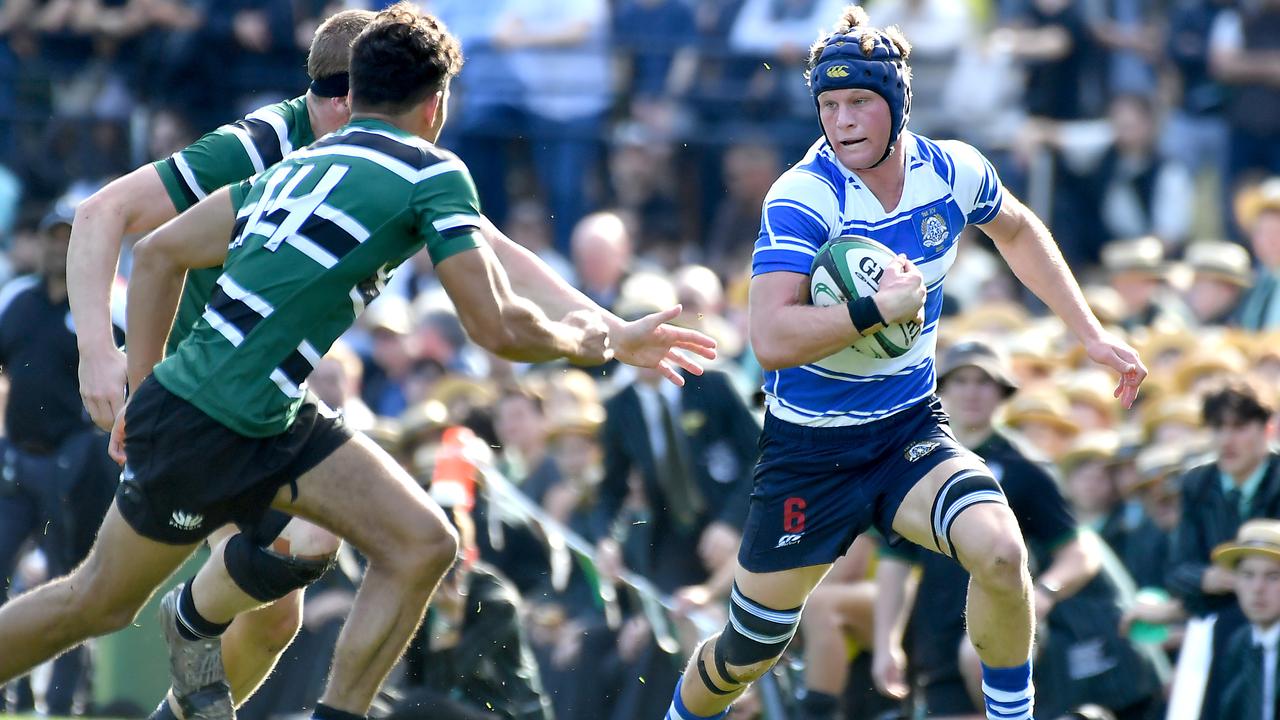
[809,29,912,167]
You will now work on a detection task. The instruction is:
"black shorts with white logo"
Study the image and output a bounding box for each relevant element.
[738,396,967,573]
[115,376,352,545]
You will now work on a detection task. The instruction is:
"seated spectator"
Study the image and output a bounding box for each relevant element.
[1089,95,1194,250]
[1099,236,1192,333]
[1167,378,1280,718]
[1209,519,1280,720]
[571,211,632,311]
[308,340,376,432]
[704,138,779,279]
[1060,432,1167,591]
[1208,0,1280,226]
[505,199,575,286]
[1185,240,1254,327]
[359,295,416,417]
[1236,178,1280,330]
[1001,387,1081,462]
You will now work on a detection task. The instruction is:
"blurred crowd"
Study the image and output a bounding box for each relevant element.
[3,0,1280,719]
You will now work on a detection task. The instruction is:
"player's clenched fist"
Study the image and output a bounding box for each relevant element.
[872,254,926,325]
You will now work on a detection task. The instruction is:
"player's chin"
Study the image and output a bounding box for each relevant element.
[834,143,877,170]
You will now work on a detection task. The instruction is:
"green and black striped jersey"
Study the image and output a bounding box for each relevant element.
[153,118,482,437]
[151,96,315,353]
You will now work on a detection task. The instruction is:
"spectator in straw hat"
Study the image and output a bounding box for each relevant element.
[1237,177,1280,331]
[1168,378,1280,718]
[1060,432,1167,591]
[1209,519,1280,720]
[1100,236,1193,332]
[1184,240,1254,326]
[1003,388,1082,462]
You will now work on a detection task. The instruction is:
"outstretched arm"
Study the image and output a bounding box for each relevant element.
[980,188,1146,407]
[479,216,717,384]
[70,165,181,428]
[435,242,610,365]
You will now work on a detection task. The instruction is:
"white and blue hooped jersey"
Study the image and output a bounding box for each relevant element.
[752,132,1005,427]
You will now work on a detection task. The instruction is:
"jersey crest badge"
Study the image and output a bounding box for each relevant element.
[904,440,940,462]
[920,208,948,248]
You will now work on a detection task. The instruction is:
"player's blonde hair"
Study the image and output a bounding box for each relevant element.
[805,5,913,83]
[307,9,377,81]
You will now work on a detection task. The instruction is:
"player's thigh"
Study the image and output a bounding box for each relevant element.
[889,454,989,554]
[733,562,832,610]
[269,433,454,566]
[275,517,341,558]
[76,501,200,621]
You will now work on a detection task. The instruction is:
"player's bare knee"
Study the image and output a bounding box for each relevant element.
[387,518,458,587]
[967,532,1027,597]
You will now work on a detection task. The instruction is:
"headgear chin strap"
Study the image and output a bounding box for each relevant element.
[809,30,912,168]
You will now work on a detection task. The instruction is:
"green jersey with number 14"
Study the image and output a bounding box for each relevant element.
[153,118,481,437]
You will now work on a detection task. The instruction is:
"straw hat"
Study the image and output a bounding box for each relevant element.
[1234,176,1280,232]
[1131,443,1187,493]
[1186,240,1254,288]
[426,375,498,412]
[1062,370,1120,424]
[1001,389,1081,436]
[1101,236,1167,277]
[1211,519,1280,568]
[1058,430,1121,476]
[1140,394,1202,441]
[1172,346,1248,394]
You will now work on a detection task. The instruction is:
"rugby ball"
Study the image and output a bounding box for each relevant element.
[810,235,923,359]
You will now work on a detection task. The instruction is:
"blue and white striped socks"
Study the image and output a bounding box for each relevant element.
[980,660,1034,720]
[665,676,728,720]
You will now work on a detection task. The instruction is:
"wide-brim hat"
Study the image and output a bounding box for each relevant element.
[1186,240,1254,288]
[1130,443,1186,493]
[1001,389,1081,435]
[1058,430,1121,476]
[1212,519,1280,568]
[1234,176,1280,232]
[1101,236,1168,277]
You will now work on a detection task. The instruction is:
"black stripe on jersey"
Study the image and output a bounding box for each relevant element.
[231,214,249,243]
[277,348,315,388]
[439,225,478,240]
[355,275,383,306]
[164,157,200,207]
[208,286,267,338]
[234,118,285,168]
[311,129,447,171]
[299,214,361,260]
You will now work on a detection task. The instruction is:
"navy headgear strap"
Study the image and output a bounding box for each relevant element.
[309,72,349,98]
[809,31,912,168]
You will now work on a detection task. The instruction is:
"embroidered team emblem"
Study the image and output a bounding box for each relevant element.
[920,208,948,248]
[904,440,941,462]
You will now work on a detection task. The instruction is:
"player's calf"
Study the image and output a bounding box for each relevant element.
[670,583,802,719]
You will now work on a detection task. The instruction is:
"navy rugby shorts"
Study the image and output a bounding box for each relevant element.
[738,396,966,573]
